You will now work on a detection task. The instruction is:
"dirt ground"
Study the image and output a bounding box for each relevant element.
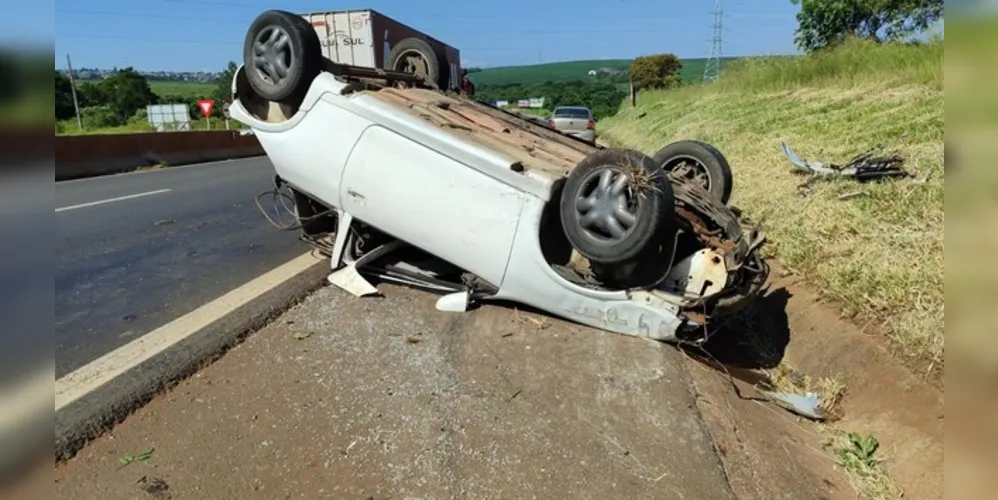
[53,283,738,499]
[51,274,942,499]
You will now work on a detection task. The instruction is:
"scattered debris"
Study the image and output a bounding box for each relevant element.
[154,219,175,226]
[758,390,824,420]
[501,332,514,338]
[292,331,313,340]
[780,141,909,195]
[136,475,172,499]
[507,389,523,402]
[512,308,551,330]
[757,363,845,421]
[406,332,423,344]
[118,447,154,469]
[837,191,866,201]
[527,317,551,330]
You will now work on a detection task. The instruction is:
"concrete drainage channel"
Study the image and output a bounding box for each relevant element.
[53,252,328,461]
[44,255,942,498]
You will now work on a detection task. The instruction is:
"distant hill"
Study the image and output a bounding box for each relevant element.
[468,57,745,86]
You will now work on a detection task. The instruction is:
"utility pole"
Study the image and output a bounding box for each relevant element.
[66,54,84,129]
[703,0,723,83]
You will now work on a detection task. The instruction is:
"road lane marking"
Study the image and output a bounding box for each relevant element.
[55,189,172,212]
[55,251,322,412]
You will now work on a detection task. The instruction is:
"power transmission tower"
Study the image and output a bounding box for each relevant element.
[703,0,723,83]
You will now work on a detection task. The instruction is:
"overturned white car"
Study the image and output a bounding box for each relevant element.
[232,10,770,344]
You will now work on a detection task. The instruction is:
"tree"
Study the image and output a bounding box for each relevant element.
[628,54,683,91]
[791,0,944,52]
[76,82,105,108]
[211,61,238,103]
[98,67,158,123]
[55,71,75,120]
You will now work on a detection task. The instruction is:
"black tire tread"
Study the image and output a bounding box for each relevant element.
[243,10,322,104]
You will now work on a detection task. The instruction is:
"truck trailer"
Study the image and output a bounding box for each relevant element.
[300,9,462,91]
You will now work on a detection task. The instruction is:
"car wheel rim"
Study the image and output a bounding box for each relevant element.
[665,155,711,192]
[393,49,431,79]
[252,25,294,87]
[574,167,640,243]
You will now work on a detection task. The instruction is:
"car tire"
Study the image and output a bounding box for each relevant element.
[243,10,322,103]
[387,37,447,88]
[560,148,676,267]
[652,140,734,205]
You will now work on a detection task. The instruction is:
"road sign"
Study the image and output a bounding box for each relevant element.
[197,99,215,118]
[222,101,231,119]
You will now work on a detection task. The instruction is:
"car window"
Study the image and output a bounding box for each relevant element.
[552,108,591,119]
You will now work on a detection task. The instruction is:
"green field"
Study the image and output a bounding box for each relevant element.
[75,79,216,99]
[149,80,216,98]
[469,57,747,86]
[598,39,944,377]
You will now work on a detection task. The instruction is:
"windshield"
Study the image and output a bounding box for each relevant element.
[552,108,591,119]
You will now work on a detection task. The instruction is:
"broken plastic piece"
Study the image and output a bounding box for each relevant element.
[327,266,379,297]
[759,390,826,421]
[435,291,470,312]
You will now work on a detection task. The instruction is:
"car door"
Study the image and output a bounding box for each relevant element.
[339,125,524,288]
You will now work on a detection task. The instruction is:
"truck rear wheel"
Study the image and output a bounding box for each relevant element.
[243,10,322,103]
[560,148,676,268]
[387,37,447,89]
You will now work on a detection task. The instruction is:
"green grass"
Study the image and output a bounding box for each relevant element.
[598,39,944,377]
[470,57,746,86]
[56,116,237,135]
[149,80,216,98]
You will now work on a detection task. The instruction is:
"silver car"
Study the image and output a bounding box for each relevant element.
[547,106,596,144]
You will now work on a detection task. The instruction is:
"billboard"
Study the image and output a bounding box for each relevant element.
[146,104,192,132]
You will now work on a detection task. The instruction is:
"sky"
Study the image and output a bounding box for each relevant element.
[50,0,803,72]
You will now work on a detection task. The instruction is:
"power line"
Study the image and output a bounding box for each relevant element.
[703,0,723,83]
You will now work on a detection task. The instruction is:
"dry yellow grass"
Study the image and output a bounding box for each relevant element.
[599,39,943,377]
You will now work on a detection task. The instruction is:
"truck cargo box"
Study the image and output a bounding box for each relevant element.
[301,9,461,89]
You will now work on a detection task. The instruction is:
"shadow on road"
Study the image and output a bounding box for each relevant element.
[679,287,793,387]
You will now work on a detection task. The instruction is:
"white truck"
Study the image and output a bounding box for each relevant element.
[298,9,461,91]
[233,10,769,344]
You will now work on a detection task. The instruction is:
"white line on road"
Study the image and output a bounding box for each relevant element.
[55,251,322,412]
[55,189,172,212]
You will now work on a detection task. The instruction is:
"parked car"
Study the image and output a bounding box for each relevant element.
[548,106,597,145]
[231,10,768,344]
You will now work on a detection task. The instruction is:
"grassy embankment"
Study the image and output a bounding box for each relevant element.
[599,39,944,376]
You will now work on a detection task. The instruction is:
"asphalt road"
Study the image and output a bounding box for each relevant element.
[55,159,310,378]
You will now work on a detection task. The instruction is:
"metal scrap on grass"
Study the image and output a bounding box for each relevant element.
[780,141,909,197]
